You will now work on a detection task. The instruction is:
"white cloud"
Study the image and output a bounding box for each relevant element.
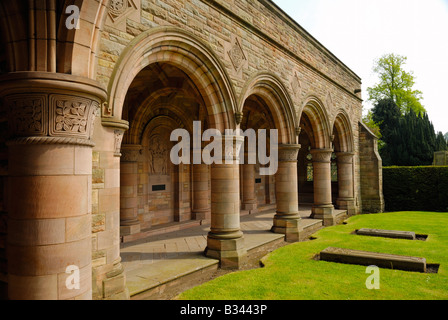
[273,0,448,133]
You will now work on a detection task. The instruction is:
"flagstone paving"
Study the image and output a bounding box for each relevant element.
[121,205,344,299]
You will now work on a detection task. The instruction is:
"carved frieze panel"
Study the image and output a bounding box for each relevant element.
[50,95,98,140]
[5,93,101,143]
[6,94,48,137]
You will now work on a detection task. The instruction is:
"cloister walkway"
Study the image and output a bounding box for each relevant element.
[120,205,347,300]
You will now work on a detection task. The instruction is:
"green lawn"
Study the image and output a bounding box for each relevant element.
[179,212,448,300]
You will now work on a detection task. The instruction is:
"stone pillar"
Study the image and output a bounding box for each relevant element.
[242,163,258,214]
[205,135,247,269]
[310,149,335,226]
[192,162,210,221]
[336,152,356,216]
[0,72,105,300]
[272,144,303,242]
[92,118,130,300]
[120,145,142,236]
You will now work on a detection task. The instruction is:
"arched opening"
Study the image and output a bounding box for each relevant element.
[119,62,210,238]
[332,111,356,215]
[298,98,336,225]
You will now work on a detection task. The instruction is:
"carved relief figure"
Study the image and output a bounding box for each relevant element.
[149,136,168,175]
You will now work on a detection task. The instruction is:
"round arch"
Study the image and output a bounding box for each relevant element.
[106,26,237,132]
[238,72,297,144]
[299,95,332,149]
[332,109,354,153]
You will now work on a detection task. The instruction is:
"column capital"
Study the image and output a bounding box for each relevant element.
[310,148,333,163]
[0,72,106,147]
[121,144,143,162]
[277,144,301,162]
[336,152,355,164]
[221,134,245,161]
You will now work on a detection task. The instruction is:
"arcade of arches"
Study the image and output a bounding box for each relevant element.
[0,0,384,300]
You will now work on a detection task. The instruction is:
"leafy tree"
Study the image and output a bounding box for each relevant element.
[445,132,448,143]
[367,53,426,116]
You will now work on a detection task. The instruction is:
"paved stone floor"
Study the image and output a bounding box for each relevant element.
[120,205,329,298]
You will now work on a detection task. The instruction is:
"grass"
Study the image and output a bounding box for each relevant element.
[178,212,448,300]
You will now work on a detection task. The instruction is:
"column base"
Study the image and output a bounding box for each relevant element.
[192,209,210,221]
[204,233,247,269]
[243,202,258,214]
[311,205,336,226]
[271,214,303,242]
[120,220,141,236]
[336,198,357,216]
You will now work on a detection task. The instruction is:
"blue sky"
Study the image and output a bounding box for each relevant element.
[273,0,448,134]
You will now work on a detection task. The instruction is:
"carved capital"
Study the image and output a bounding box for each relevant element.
[121,144,143,162]
[336,152,355,164]
[0,72,106,147]
[277,144,301,162]
[310,149,333,163]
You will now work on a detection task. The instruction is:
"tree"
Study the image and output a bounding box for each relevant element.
[436,132,447,151]
[371,99,401,165]
[367,53,426,116]
[445,132,448,143]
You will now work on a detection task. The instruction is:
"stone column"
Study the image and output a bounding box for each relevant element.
[336,152,356,216]
[192,162,210,221]
[205,135,247,269]
[272,144,303,242]
[241,162,257,214]
[0,72,105,300]
[119,145,142,236]
[310,149,335,226]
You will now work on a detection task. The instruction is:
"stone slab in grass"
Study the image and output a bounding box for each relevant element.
[319,247,427,273]
[356,228,416,240]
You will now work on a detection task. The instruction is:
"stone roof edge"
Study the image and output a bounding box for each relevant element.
[261,0,362,82]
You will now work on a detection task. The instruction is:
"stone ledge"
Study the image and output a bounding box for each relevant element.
[319,247,427,273]
[356,228,417,240]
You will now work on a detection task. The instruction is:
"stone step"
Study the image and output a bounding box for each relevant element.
[356,228,417,240]
[319,247,427,273]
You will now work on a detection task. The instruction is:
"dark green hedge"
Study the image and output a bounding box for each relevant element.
[383,166,448,212]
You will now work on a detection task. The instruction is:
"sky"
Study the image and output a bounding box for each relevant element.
[273,0,448,134]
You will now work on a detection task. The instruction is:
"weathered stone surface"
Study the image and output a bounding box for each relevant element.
[320,247,427,273]
[356,228,416,240]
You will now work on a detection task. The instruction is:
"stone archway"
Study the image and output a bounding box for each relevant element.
[332,110,356,215]
[238,73,302,242]
[298,96,335,226]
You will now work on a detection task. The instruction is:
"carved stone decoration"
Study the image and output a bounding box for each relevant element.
[106,0,139,27]
[109,0,127,16]
[121,144,142,162]
[148,136,169,175]
[278,144,301,162]
[235,112,243,125]
[6,94,47,137]
[113,130,125,157]
[336,152,355,164]
[228,37,247,73]
[326,91,334,109]
[50,95,97,139]
[310,149,333,163]
[222,135,244,161]
[291,72,302,97]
